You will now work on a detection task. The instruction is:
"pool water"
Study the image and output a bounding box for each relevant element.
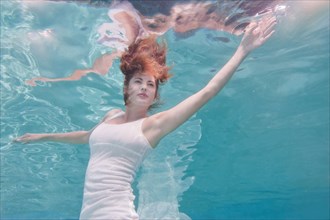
[1,0,329,219]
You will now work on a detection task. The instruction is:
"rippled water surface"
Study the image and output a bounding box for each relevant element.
[1,0,329,219]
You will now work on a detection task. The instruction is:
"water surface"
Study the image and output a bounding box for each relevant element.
[1,0,329,219]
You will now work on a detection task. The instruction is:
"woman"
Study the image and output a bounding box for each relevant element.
[15,16,276,219]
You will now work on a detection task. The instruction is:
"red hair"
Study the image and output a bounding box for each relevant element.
[120,36,172,106]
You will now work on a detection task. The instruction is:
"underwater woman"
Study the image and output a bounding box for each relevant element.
[15,15,277,219]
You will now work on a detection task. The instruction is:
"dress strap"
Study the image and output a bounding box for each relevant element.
[107,110,125,121]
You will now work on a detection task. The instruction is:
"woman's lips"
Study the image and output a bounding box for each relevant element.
[138,93,148,98]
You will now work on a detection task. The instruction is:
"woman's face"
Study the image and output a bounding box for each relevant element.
[126,73,157,108]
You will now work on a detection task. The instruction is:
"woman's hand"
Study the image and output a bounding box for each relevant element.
[239,16,277,54]
[14,133,45,144]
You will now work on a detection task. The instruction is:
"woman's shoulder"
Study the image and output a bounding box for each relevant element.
[103,109,124,121]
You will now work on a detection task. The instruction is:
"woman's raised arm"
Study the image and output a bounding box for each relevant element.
[146,16,277,144]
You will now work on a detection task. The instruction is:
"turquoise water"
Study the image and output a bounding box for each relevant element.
[1,0,329,219]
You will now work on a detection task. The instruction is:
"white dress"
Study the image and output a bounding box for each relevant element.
[79,112,153,219]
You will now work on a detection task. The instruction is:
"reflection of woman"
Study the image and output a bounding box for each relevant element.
[16,15,276,219]
[25,0,251,86]
[26,1,144,86]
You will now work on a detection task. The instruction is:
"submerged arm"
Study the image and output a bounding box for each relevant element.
[14,131,91,144]
[14,109,122,144]
[147,17,277,144]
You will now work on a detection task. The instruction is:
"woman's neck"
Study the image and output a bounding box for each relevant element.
[124,105,148,122]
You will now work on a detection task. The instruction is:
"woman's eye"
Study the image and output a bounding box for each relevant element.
[148,83,154,87]
[135,80,141,84]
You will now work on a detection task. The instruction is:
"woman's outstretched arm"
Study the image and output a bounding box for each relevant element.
[14,109,122,144]
[13,131,91,144]
[145,16,277,146]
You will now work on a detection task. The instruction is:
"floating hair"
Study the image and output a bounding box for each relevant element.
[120,36,172,84]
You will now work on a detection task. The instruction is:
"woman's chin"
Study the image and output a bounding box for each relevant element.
[128,100,152,109]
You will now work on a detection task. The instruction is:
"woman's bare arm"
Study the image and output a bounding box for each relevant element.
[14,109,122,144]
[13,131,91,144]
[145,16,277,146]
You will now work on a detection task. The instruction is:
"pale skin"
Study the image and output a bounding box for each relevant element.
[15,16,277,148]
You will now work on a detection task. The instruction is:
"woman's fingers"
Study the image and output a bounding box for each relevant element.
[262,30,276,42]
[13,137,24,143]
[249,16,276,44]
[14,134,31,143]
[262,18,277,36]
[239,15,277,52]
[245,22,258,34]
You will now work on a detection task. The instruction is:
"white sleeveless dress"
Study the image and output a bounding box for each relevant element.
[79,112,153,219]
